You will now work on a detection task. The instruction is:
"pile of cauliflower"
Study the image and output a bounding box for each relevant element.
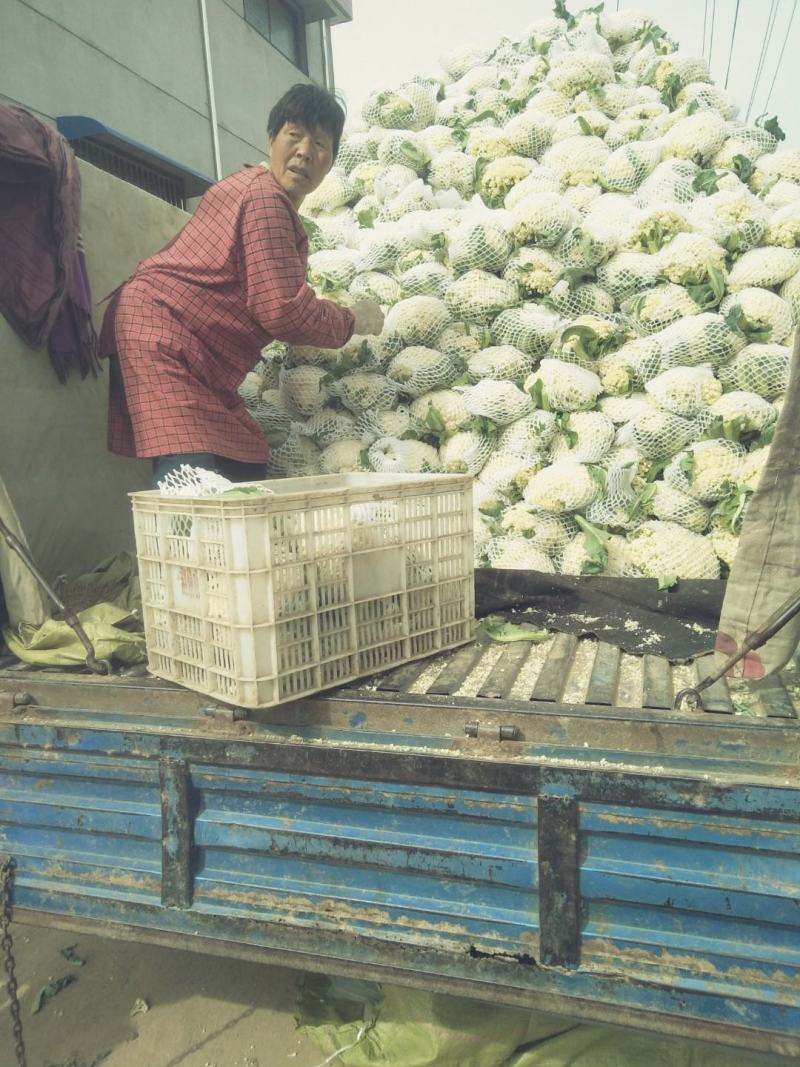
[240,2,798,585]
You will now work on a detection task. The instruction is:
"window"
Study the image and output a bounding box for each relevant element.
[244,0,306,71]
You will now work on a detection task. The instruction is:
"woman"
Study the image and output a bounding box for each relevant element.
[99,84,383,485]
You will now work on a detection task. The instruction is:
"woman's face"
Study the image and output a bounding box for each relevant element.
[269,121,334,207]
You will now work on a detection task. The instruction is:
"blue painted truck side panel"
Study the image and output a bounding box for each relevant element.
[0,696,798,1059]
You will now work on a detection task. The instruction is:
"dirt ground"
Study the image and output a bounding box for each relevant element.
[1,923,325,1067]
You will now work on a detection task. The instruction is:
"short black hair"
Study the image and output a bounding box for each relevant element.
[268,83,346,159]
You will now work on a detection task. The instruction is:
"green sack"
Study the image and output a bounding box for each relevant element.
[2,551,146,666]
[297,977,780,1067]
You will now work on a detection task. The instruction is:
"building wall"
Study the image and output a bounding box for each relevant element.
[0,0,332,179]
[0,162,188,586]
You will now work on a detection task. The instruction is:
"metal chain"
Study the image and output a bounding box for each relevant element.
[1,857,27,1067]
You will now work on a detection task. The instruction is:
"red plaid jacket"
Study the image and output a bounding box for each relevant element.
[99,167,354,461]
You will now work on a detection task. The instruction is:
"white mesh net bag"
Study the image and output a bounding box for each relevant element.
[552,314,629,367]
[503,247,562,297]
[461,380,533,426]
[478,156,536,207]
[409,389,469,437]
[596,251,660,301]
[349,270,402,307]
[354,405,412,444]
[525,87,573,120]
[464,126,515,163]
[307,248,360,293]
[708,390,777,435]
[445,270,520,324]
[662,110,728,164]
[439,430,495,475]
[319,440,367,474]
[376,129,431,172]
[751,147,800,189]
[440,42,492,80]
[562,182,604,216]
[583,459,642,530]
[420,125,460,154]
[598,140,663,193]
[249,390,292,441]
[447,218,513,274]
[718,288,794,345]
[626,520,720,580]
[622,284,701,335]
[510,193,577,247]
[663,439,745,502]
[644,364,722,416]
[504,111,555,158]
[491,306,561,357]
[279,365,332,418]
[556,221,617,270]
[380,179,437,222]
[333,372,398,415]
[657,232,728,291]
[727,247,800,291]
[386,346,460,398]
[498,410,558,453]
[657,313,745,370]
[551,410,616,464]
[552,111,612,142]
[593,351,638,398]
[362,80,438,131]
[265,426,322,477]
[676,82,738,120]
[690,189,768,254]
[523,460,601,513]
[301,167,354,215]
[428,151,477,199]
[436,323,486,361]
[620,408,697,460]
[483,536,557,572]
[356,226,416,273]
[545,49,615,97]
[367,436,441,473]
[621,205,689,254]
[634,158,699,208]
[526,359,604,412]
[765,200,800,249]
[598,392,655,424]
[504,168,563,209]
[604,118,651,149]
[299,408,358,447]
[476,449,544,496]
[284,343,336,368]
[373,164,419,203]
[336,131,377,174]
[397,262,453,300]
[238,371,263,408]
[467,344,533,384]
[350,161,383,199]
[157,465,234,497]
[543,136,611,186]
[718,343,791,400]
[546,280,616,318]
[650,483,711,533]
[384,296,451,347]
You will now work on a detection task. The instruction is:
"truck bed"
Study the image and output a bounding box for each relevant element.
[1,635,798,1058]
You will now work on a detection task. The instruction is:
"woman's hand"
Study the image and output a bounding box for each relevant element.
[349,297,385,337]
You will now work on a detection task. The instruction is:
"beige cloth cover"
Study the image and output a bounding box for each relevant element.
[716,330,800,678]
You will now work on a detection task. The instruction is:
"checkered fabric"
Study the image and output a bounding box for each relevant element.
[99,167,354,461]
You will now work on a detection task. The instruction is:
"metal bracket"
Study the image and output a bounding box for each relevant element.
[201,703,250,723]
[464,721,519,741]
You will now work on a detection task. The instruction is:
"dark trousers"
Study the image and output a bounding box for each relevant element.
[152,452,268,489]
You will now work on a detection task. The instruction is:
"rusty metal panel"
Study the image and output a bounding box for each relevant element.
[159,759,193,909]
[537,795,580,966]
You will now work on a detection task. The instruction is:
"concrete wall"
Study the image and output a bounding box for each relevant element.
[0,161,189,584]
[0,0,332,179]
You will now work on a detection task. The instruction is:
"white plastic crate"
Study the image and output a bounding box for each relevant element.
[131,473,475,708]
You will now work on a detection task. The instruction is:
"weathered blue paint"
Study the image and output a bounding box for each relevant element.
[0,688,798,1057]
